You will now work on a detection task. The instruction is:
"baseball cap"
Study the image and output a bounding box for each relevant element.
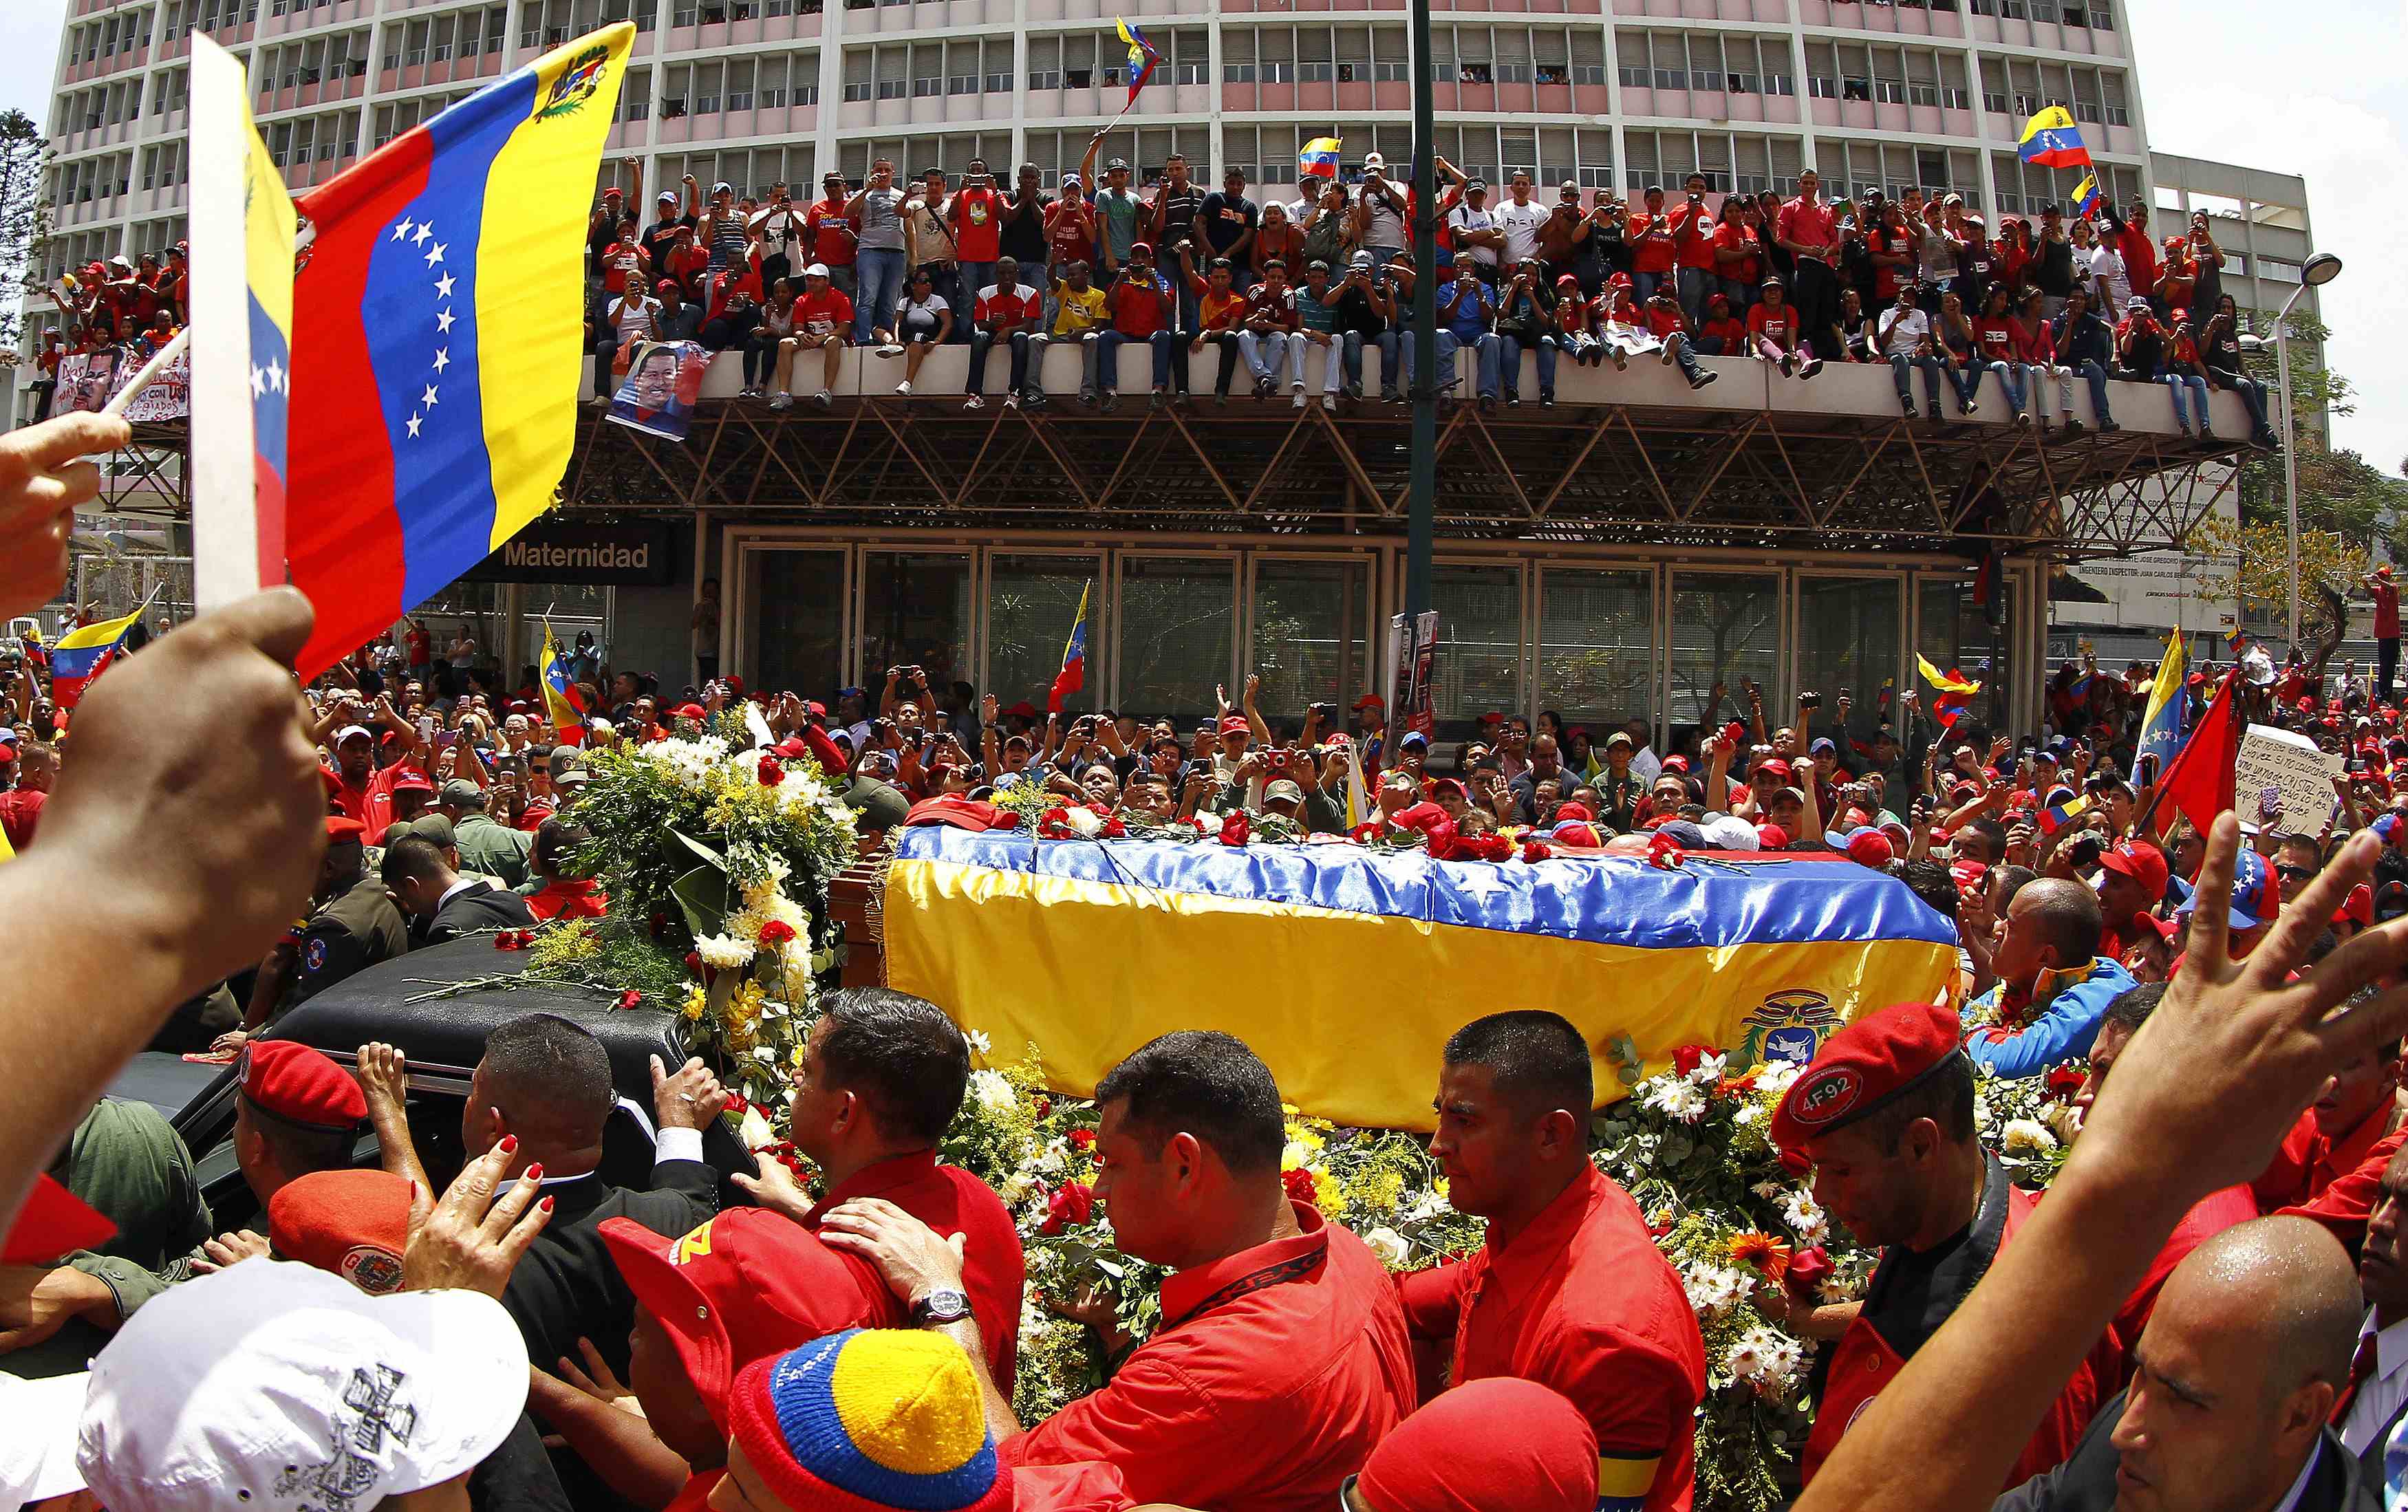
[1218,715,1253,736]
[902,794,1023,833]
[1399,730,1429,750]
[1772,1001,1964,1152]
[1352,693,1385,711]
[2339,883,2376,929]
[2175,846,2279,929]
[407,812,457,848]
[0,1372,89,1506]
[1106,157,1130,171]
[712,180,733,194]
[729,1331,1009,1512]
[78,1261,529,1512]
[440,778,486,808]
[2095,841,2171,901]
[1364,151,1388,169]
[268,1169,411,1295]
[1755,823,1790,850]
[243,1039,367,1130]
[804,262,831,279]
[601,1211,886,1431]
[1845,830,1895,868]
[334,724,374,745]
[1129,240,1154,257]
[1351,250,1375,270]
[389,770,436,795]
[1265,779,1306,805]
[657,190,678,204]
[1357,1380,1598,1512]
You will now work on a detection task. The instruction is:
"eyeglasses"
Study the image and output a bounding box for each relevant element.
[2275,864,2316,883]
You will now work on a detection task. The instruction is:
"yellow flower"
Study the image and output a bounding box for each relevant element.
[680,986,707,1022]
[1312,1169,1347,1216]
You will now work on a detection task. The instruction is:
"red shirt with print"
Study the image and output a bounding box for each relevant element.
[952,186,1003,262]
[1245,283,1300,333]
[1668,201,1718,271]
[1973,315,2016,364]
[1748,302,1798,347]
[806,196,857,268]
[1108,271,1176,337]
[1628,210,1677,274]
[600,240,645,295]
[973,283,1042,331]
[794,288,854,340]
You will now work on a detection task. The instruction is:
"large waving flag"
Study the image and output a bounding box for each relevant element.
[1115,18,1160,108]
[2018,107,2092,170]
[540,619,590,745]
[1047,581,1092,715]
[885,827,1959,1129]
[2136,627,2188,775]
[1917,653,1983,728]
[186,32,296,609]
[285,25,633,679]
[2070,172,2103,221]
[49,598,154,709]
[2150,667,2241,843]
[1300,138,1343,181]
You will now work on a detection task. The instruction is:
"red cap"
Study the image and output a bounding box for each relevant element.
[1359,1379,1598,1512]
[1772,1002,1965,1152]
[1845,830,1895,867]
[1004,700,1040,719]
[673,703,709,720]
[2096,841,2171,900]
[1758,757,1794,780]
[902,795,1023,833]
[1351,693,1385,711]
[389,771,436,795]
[2339,883,2376,928]
[1479,712,1506,727]
[773,737,812,760]
[242,1039,367,1130]
[1,1174,116,1264]
[325,816,368,844]
[268,1168,410,1295]
[1218,715,1252,736]
[600,1211,888,1431]
[1950,858,1988,895]
[1554,801,1595,823]
[1756,823,1790,849]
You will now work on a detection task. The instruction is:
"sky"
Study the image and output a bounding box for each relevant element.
[0,0,2400,473]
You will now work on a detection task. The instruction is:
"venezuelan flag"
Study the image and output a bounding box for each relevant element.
[284,25,632,680]
[540,620,590,745]
[1300,137,1343,180]
[1917,654,1983,698]
[2037,791,2091,836]
[2136,626,2187,773]
[1047,580,1091,714]
[2070,172,2103,221]
[48,603,150,710]
[1115,18,1159,106]
[886,828,1959,1130]
[2018,106,2092,170]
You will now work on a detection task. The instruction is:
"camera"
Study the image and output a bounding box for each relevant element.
[2068,836,2103,869]
[1799,691,1821,710]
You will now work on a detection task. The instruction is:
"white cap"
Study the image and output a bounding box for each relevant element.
[1363,151,1386,169]
[78,1261,529,1512]
[1701,815,1761,852]
[0,1372,89,1505]
[804,261,831,279]
[334,724,374,744]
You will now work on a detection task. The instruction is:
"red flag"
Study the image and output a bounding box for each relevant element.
[2153,667,2240,841]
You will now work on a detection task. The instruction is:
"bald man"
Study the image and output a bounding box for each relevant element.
[1963,877,2136,1079]
[1995,1216,2378,1511]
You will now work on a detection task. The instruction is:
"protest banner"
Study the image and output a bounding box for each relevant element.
[606,340,711,441]
[53,349,125,414]
[2234,724,2343,834]
[114,349,191,422]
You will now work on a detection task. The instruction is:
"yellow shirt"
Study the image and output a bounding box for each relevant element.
[1050,282,1109,336]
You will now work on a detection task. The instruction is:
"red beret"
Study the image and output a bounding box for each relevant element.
[242,1040,367,1130]
[324,816,367,843]
[1845,830,1895,867]
[268,1169,410,1294]
[1772,1002,1964,1152]
[1553,801,1595,823]
[1359,1379,1598,1512]
[902,795,1022,833]
[1,1174,115,1264]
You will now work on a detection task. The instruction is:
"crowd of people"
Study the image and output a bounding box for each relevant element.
[3,396,2407,1512]
[579,149,2275,442]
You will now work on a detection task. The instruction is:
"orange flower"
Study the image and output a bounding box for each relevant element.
[1729,1231,1793,1286]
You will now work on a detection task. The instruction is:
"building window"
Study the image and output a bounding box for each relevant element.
[1617,63,1648,88]
[1571,63,1603,84]
[1809,74,1839,98]
[1028,67,1060,88]
[2105,103,2129,125]
[985,70,1009,91]
[876,78,903,98]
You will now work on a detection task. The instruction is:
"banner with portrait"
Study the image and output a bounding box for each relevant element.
[605,339,711,442]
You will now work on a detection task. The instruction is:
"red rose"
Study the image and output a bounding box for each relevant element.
[1520,839,1552,863]
[1785,1244,1834,1299]
[1220,810,1251,847]
[1647,829,1688,871]
[724,1092,751,1116]
[2044,1063,2087,1100]
[684,951,703,975]
[757,920,797,946]
[614,989,643,1011]
[757,755,784,786]
[1069,1128,1097,1151]
[1034,1098,1053,1118]
[1037,806,1078,840]
[1672,1044,1710,1077]
[1282,1167,1320,1208]
[1101,816,1128,838]
[1040,1180,1096,1235]
[1778,1147,1813,1178]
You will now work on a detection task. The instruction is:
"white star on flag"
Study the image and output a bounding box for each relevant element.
[412,222,433,246]
[391,219,413,241]
[424,241,446,267]
[264,357,284,391]
[436,308,455,333]
[435,273,455,300]
[407,413,422,438]
[432,349,449,373]
[422,385,439,407]
[1443,862,1512,900]
[248,365,267,398]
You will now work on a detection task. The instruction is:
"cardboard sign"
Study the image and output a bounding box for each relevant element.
[2234,724,2343,835]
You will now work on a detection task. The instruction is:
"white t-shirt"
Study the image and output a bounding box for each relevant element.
[1496,198,1550,265]
[2087,244,2131,318]
[1877,305,1931,358]
[1448,204,1500,267]
[607,296,657,342]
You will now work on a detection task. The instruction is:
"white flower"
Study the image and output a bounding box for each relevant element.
[1780,1190,1829,1245]
[1753,1061,1804,1097]
[1688,1052,1728,1088]
[1641,1077,1708,1125]
[1733,1103,1764,1127]
[694,933,757,969]
[1057,805,1106,838]
[1360,1227,1411,1268]
[738,1105,776,1152]
[969,1070,1017,1114]
[1723,1334,1768,1381]
[2001,1118,2060,1157]
[1679,1262,1754,1320]
[965,1029,993,1058]
[1973,1092,1995,1131]
[1282,1138,1320,1173]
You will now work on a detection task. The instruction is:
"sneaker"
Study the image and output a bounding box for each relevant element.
[1174,391,1194,409]
[1321,393,1337,412]
[1149,389,1165,410]
[1391,390,1409,406]
[1255,376,1275,399]
[1779,353,1796,378]
[1658,344,1677,366]
[1078,388,1098,408]
[964,395,986,411]
[1293,390,1307,409]
[1506,393,1521,407]
[1004,393,1020,410]
[1343,382,1363,401]
[1026,390,1049,410]
[737,385,758,400]
[2014,411,2031,428]
[1379,388,1399,404]
[1612,351,1629,372]
[1926,404,1944,422]
[1099,391,1119,412]
[2197,425,2217,442]
[2061,418,2086,438]
[1479,396,1497,415]
[896,380,912,396]
[814,390,833,410]
[1959,398,1978,416]
[1690,370,1719,391]
[1799,358,1821,380]
[877,343,905,358]
[768,393,793,411]
[1540,392,1556,407]
[2253,428,2281,451]
[2175,422,2192,438]
[1291,380,1306,393]
[2098,418,2122,433]
[1902,394,1917,416]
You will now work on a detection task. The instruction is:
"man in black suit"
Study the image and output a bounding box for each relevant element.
[460,1011,723,1380]
[381,832,538,944]
[1995,1216,2380,1511]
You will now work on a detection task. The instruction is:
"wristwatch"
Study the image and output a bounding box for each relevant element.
[911,1288,973,1328]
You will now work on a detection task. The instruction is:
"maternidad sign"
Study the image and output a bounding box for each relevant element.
[2234,724,2343,836]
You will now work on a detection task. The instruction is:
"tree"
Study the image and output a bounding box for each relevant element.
[0,110,51,353]
[2183,514,2367,673]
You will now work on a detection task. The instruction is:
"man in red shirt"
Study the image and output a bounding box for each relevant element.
[1774,168,1842,363]
[1095,242,1179,411]
[2368,566,2400,703]
[1771,1001,2117,1492]
[1625,185,1677,310]
[0,739,54,851]
[949,156,1005,325]
[2255,1035,2400,1214]
[771,263,853,411]
[1748,277,1820,379]
[963,257,1044,412]
[803,170,860,301]
[1666,173,1719,330]
[732,986,1026,1394]
[1403,1011,1706,1512]
[821,1029,1417,1512]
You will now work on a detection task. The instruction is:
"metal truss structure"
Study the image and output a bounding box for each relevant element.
[100,398,2244,561]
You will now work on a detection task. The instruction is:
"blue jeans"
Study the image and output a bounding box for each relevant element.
[853,248,905,343]
[1658,331,1704,382]
[1096,328,1172,391]
[1632,270,1664,307]
[1480,332,1534,400]
[2070,358,2114,423]
[1237,329,1290,382]
[1890,352,1944,410]
[1376,328,1460,396]
[2165,371,2212,431]
[968,328,1031,396]
[1944,358,1984,407]
[2213,369,2271,434]
[955,261,998,341]
[1719,277,1755,316]
[1677,266,1712,330]
[1367,246,1404,287]
[1988,360,2026,413]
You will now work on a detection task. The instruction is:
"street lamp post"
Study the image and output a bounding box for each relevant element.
[2276,250,2344,651]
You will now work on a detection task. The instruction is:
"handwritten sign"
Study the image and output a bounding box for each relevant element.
[2234,725,2342,835]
